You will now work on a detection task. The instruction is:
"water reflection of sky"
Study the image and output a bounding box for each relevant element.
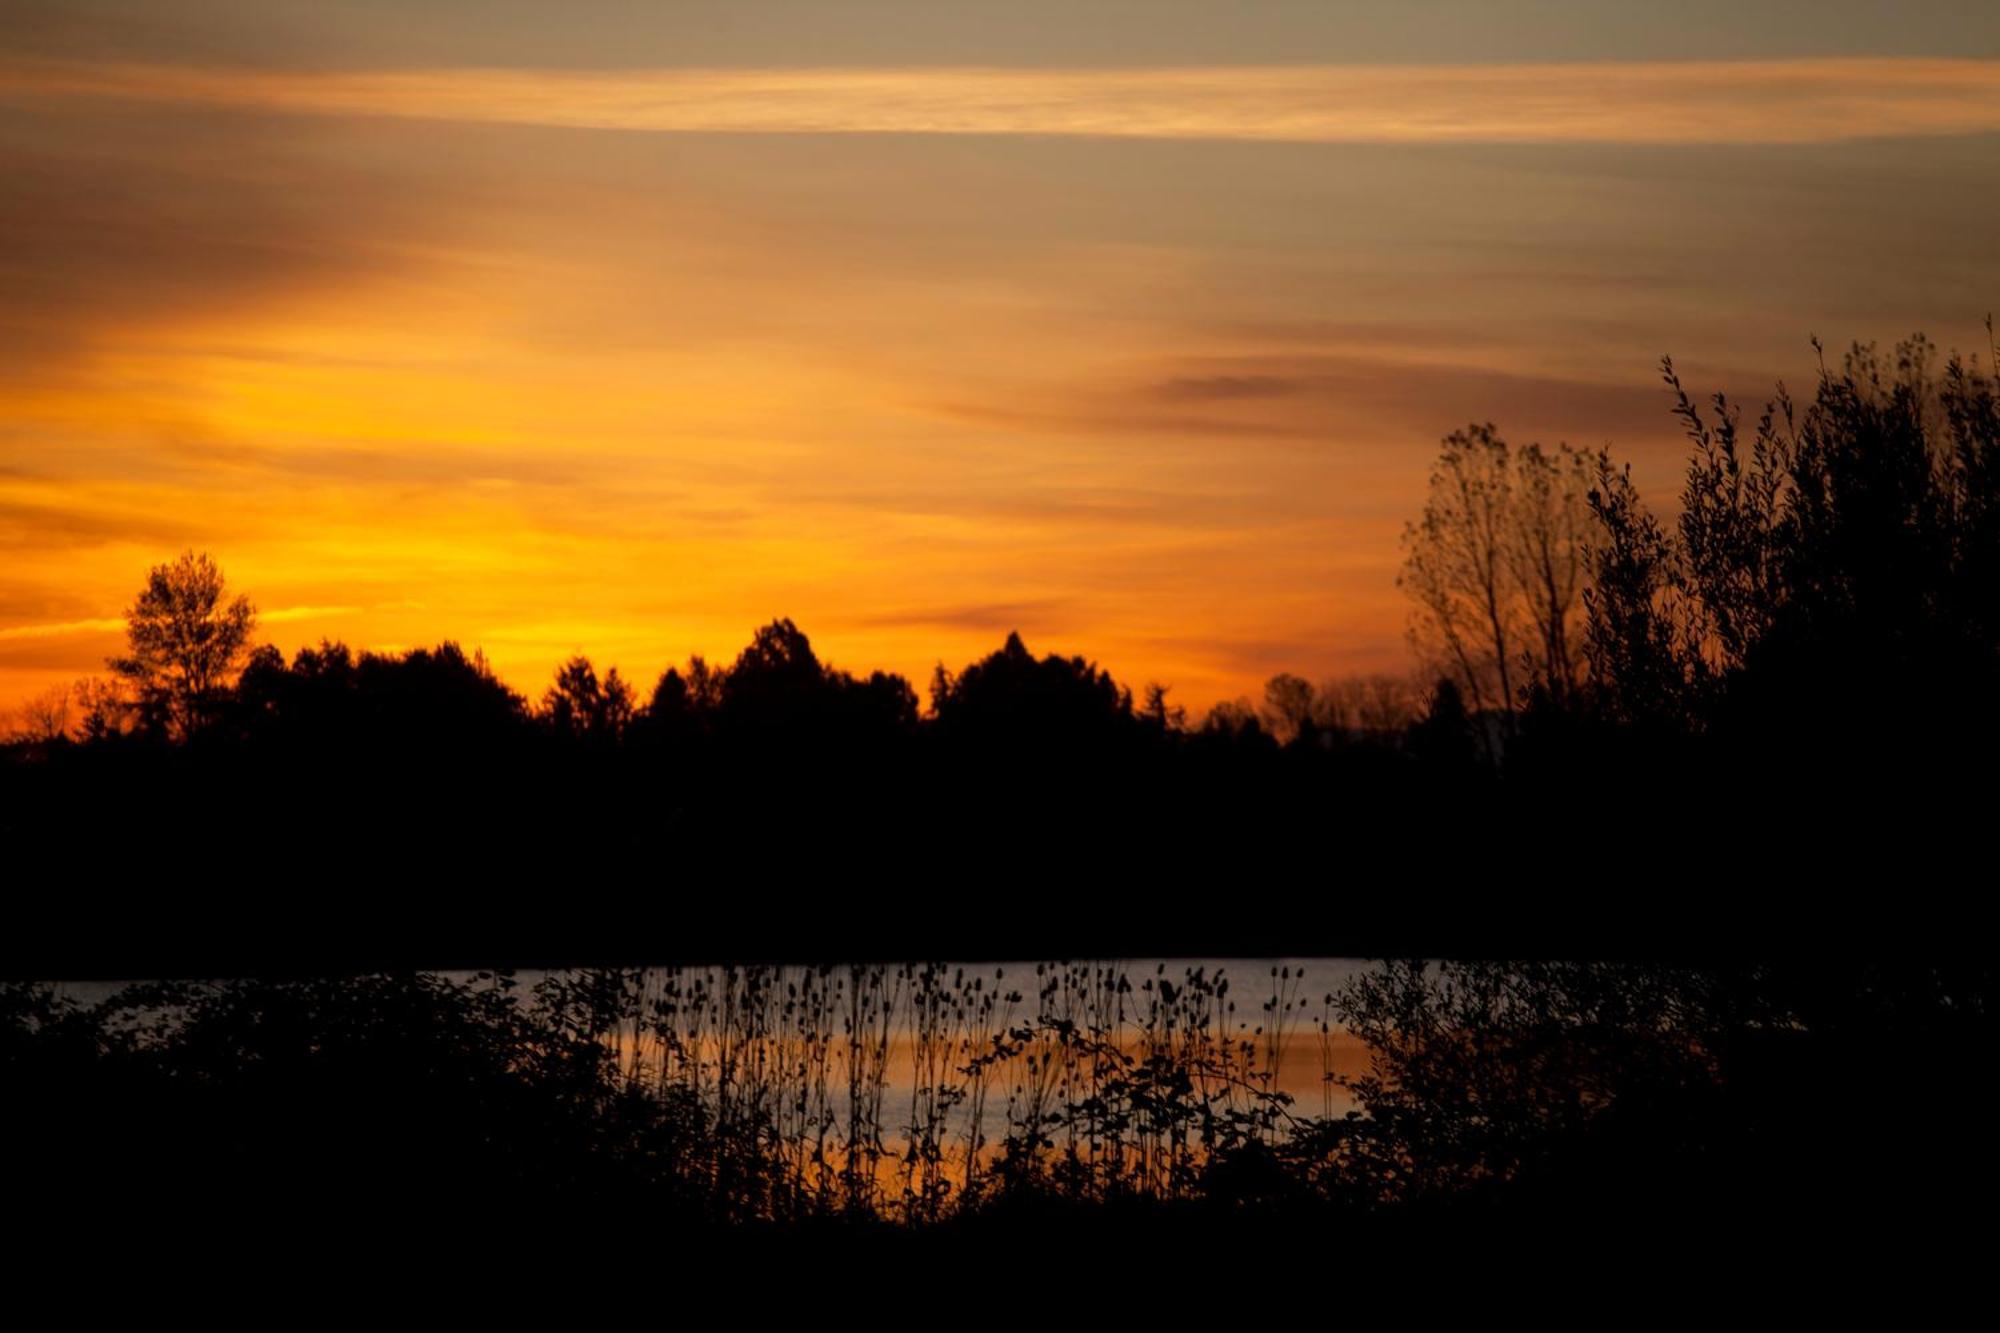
[54,957,1383,1149]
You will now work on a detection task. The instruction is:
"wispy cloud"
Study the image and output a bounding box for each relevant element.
[0,616,126,642]
[850,599,1072,635]
[1157,375,1300,402]
[4,58,2000,144]
[259,604,362,625]
[0,603,358,642]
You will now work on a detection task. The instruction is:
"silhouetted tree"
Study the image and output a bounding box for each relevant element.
[836,669,920,735]
[9,684,72,745]
[685,654,726,711]
[543,655,635,742]
[1261,673,1315,745]
[1405,677,1477,771]
[649,666,692,719]
[1314,674,1418,743]
[70,676,132,742]
[1400,425,1515,719]
[228,638,364,746]
[352,641,530,747]
[1198,697,1270,747]
[1578,331,2000,781]
[931,632,1132,749]
[1139,682,1186,733]
[108,550,257,738]
[1400,427,1594,727]
[1582,456,1696,730]
[1511,443,1595,706]
[721,618,827,736]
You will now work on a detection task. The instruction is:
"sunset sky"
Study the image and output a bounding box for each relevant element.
[5,2,2000,716]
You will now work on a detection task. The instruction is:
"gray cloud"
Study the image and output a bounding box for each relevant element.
[0,497,199,551]
[2,3,1995,70]
[849,598,1073,635]
[1156,375,1299,401]
[0,100,450,376]
[0,580,101,625]
[924,400,1320,441]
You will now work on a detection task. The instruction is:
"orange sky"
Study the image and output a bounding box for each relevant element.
[5,3,2000,717]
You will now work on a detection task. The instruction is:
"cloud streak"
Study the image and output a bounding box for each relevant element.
[0,604,359,643]
[5,58,2000,144]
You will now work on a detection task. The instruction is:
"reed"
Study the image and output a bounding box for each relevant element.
[514,959,1324,1221]
[11,957,1772,1227]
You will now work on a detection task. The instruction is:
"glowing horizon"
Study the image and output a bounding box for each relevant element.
[5,5,2000,721]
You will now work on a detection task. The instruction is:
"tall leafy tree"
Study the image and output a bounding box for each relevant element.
[108,550,257,738]
[1400,425,1595,729]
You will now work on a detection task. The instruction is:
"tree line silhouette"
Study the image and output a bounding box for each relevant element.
[4,329,1996,967]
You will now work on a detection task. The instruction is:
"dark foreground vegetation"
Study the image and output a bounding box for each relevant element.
[4,328,1996,968]
[6,958,1991,1285]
